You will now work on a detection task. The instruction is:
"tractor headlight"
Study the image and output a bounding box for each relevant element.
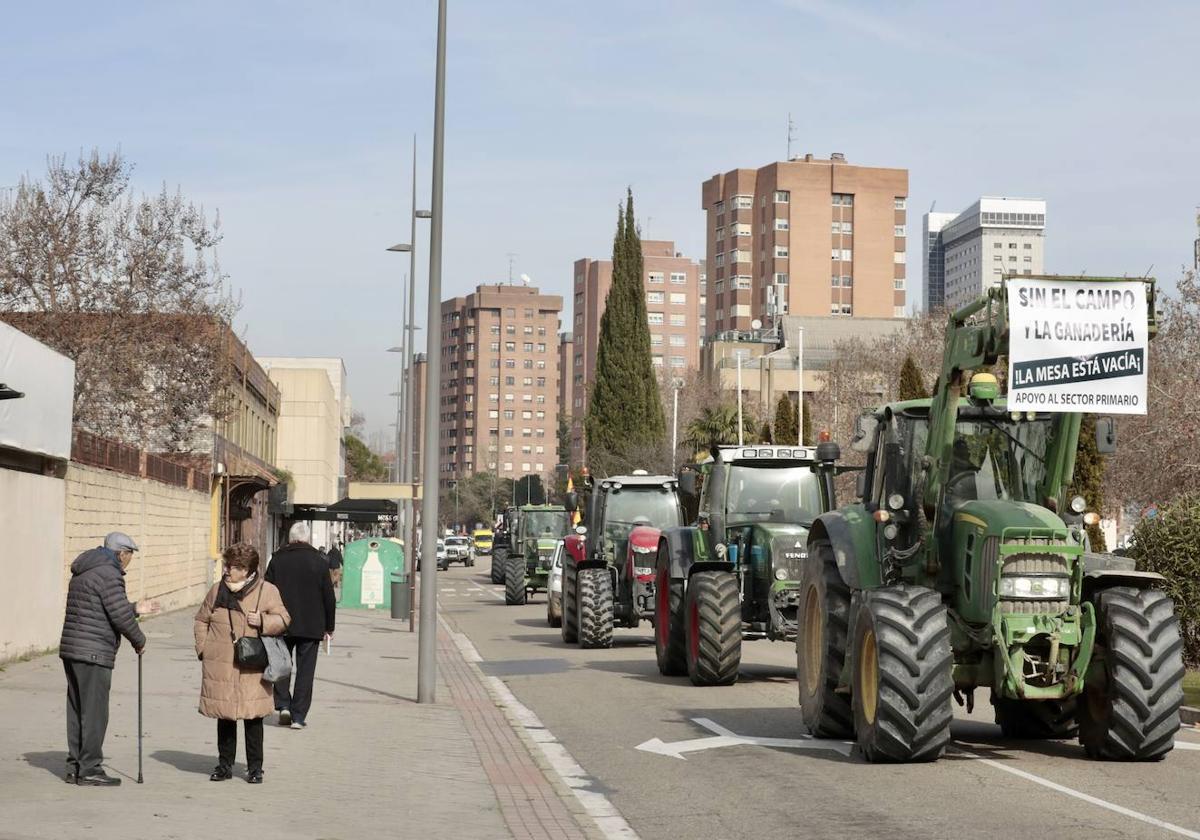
[999,576,1071,599]
[1069,495,1087,514]
[887,493,905,511]
[774,568,789,581]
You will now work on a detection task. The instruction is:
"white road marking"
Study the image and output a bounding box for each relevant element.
[442,620,639,840]
[954,746,1200,839]
[1172,740,1200,751]
[637,718,852,760]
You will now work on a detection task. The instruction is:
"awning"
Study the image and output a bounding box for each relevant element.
[292,498,398,523]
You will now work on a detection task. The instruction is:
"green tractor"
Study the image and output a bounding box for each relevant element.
[490,506,519,585]
[796,276,1184,763]
[655,444,841,686]
[504,504,571,605]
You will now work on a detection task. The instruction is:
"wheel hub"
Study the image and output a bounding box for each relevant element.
[802,585,823,696]
[859,626,879,725]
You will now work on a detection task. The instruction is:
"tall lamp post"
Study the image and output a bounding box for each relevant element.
[418,0,449,704]
[670,377,684,472]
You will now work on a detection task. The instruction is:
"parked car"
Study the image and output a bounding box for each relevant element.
[436,539,448,570]
[444,535,473,567]
[546,539,565,627]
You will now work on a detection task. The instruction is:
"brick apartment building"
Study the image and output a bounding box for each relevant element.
[702,154,908,333]
[436,284,563,488]
[569,239,704,463]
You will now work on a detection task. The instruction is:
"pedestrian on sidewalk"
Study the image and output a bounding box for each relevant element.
[59,532,159,787]
[327,541,344,589]
[265,522,336,730]
[194,543,289,784]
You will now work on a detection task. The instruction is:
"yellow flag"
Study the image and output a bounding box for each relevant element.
[566,475,581,525]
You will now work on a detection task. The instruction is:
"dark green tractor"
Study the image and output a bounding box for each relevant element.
[655,444,841,686]
[490,506,519,585]
[796,276,1184,763]
[504,504,571,605]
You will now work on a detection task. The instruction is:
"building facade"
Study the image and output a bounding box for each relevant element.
[569,239,704,463]
[939,198,1046,310]
[922,211,957,312]
[437,284,563,488]
[701,154,908,334]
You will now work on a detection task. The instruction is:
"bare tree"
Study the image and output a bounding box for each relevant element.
[0,150,235,449]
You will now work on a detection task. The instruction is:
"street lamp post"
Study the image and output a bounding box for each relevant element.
[670,377,684,473]
[417,0,449,704]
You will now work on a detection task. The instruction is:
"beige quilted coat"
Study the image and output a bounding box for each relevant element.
[193,579,290,720]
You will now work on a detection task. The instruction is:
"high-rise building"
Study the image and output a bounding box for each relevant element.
[557,332,573,466]
[437,283,563,488]
[939,198,1046,311]
[922,211,957,312]
[701,154,908,334]
[568,239,703,464]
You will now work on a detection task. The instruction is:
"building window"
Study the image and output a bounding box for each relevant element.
[670,272,687,284]
[537,343,546,352]
[775,218,789,231]
[734,222,752,237]
[774,246,789,258]
[504,410,514,419]
[774,190,790,203]
[733,303,752,317]
[670,292,686,304]
[648,271,664,284]
[489,409,499,419]
[1023,256,1032,262]
[669,356,686,368]
[714,226,724,241]
[732,194,753,210]
[894,225,906,237]
[1009,242,1018,249]
[1024,243,1032,249]
[734,276,752,290]
[1009,256,1017,262]
[894,306,906,318]
[669,334,685,347]
[730,250,750,263]
[714,252,724,267]
[894,279,906,290]
[894,197,906,210]
[832,249,852,261]
[773,272,788,285]
[993,255,1002,262]
[714,200,724,214]
[669,313,686,326]
[832,193,854,206]
[651,355,664,367]
[651,334,664,346]
[523,376,533,386]
[647,291,665,304]
[994,242,1003,249]
[505,341,515,351]
[648,312,664,326]
[894,252,906,264]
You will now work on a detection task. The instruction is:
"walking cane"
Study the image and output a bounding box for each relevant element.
[136,651,144,784]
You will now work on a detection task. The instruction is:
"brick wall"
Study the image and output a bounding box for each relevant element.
[64,464,213,616]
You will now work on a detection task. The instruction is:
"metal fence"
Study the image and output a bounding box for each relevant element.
[71,429,210,492]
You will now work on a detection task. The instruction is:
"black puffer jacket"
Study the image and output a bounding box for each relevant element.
[59,547,146,668]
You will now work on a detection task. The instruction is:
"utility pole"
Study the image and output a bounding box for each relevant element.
[417,0,448,704]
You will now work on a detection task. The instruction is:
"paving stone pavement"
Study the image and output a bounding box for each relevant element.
[0,601,597,840]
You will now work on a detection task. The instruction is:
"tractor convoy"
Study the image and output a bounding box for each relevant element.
[456,275,1185,766]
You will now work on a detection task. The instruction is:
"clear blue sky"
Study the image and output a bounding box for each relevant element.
[2,1,1197,439]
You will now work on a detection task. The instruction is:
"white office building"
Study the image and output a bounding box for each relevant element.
[922,211,958,311]
[939,197,1046,310]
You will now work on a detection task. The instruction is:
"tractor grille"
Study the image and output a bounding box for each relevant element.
[999,552,1070,615]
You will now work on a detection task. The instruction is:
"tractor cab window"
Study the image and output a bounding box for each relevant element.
[599,488,682,558]
[947,413,1053,504]
[522,510,570,540]
[725,463,823,527]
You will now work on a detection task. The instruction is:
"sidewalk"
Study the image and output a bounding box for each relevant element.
[0,603,595,840]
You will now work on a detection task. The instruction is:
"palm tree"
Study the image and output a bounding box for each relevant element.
[684,404,753,458]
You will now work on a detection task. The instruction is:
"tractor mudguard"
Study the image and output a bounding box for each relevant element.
[1080,551,1166,596]
[658,525,728,580]
[563,534,586,565]
[808,507,880,591]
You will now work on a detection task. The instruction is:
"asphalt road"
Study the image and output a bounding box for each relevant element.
[437,561,1200,840]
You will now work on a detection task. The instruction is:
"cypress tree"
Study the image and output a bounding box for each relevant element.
[759,420,773,444]
[774,394,797,445]
[802,395,813,445]
[898,354,928,400]
[1070,415,1107,551]
[585,189,665,462]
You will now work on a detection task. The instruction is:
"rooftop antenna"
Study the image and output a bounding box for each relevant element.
[506,252,517,284]
[786,113,796,161]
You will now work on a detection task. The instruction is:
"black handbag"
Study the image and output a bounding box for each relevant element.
[229,584,268,671]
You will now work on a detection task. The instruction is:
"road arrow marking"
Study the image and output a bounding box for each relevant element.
[636,717,853,760]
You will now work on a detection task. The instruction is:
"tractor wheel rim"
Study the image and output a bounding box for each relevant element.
[802,585,823,696]
[859,626,879,725]
[688,599,700,662]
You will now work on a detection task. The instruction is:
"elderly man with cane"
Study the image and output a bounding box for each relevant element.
[59,532,159,786]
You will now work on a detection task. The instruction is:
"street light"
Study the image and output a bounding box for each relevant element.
[670,377,685,473]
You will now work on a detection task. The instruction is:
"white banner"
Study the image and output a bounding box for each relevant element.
[1008,278,1148,415]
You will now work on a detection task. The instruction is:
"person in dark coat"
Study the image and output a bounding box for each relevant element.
[59,532,158,786]
[327,541,344,588]
[265,522,336,729]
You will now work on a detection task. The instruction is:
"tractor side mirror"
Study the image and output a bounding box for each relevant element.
[851,414,875,453]
[564,491,578,513]
[678,471,697,498]
[1095,417,1116,454]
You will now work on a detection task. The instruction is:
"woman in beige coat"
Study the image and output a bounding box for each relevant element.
[194,542,289,783]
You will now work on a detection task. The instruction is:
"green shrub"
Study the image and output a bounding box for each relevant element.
[1130,492,1200,667]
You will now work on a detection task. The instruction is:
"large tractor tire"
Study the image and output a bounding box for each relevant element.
[684,571,741,686]
[578,568,614,649]
[851,585,953,763]
[654,548,686,676]
[504,555,527,606]
[797,540,854,738]
[1078,587,1184,761]
[490,549,508,584]
[993,696,1078,740]
[561,562,579,644]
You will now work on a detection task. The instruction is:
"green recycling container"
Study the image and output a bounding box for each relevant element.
[339,538,405,610]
